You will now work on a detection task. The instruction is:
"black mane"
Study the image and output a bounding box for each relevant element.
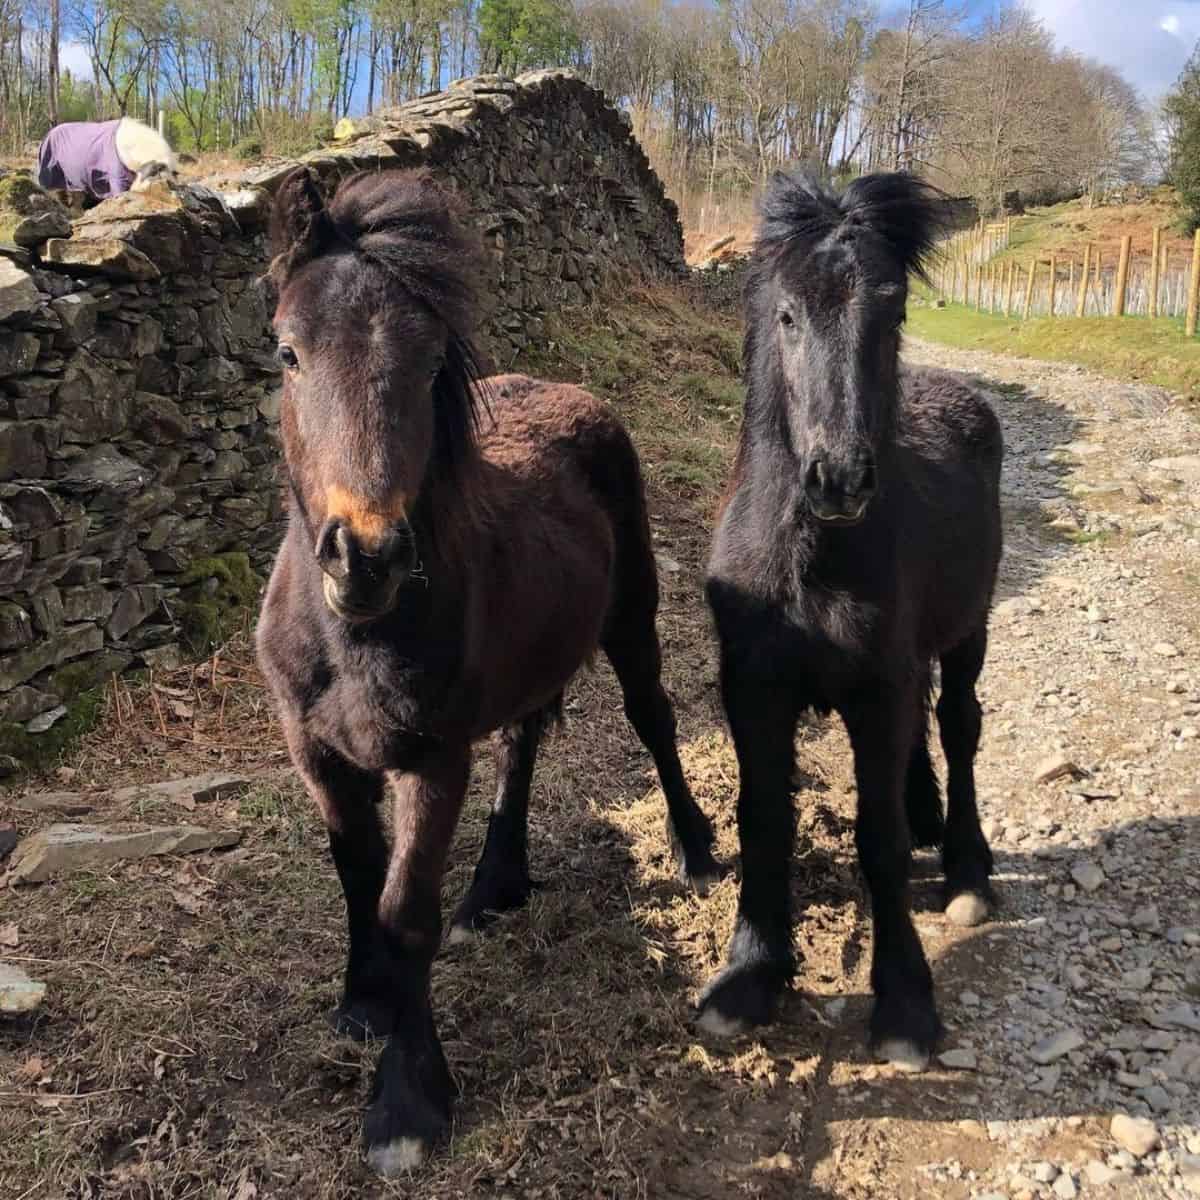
[752,169,952,284]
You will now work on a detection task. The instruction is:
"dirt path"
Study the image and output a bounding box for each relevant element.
[794,337,1200,1200]
[2,336,1198,1199]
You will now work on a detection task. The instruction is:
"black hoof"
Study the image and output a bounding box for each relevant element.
[869,989,942,1072]
[668,812,723,895]
[695,960,788,1037]
[329,996,392,1042]
[907,807,945,851]
[363,1033,454,1177]
[676,844,724,896]
[905,782,945,850]
[448,866,537,943]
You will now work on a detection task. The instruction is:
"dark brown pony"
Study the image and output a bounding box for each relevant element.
[698,171,1002,1069]
[255,167,718,1175]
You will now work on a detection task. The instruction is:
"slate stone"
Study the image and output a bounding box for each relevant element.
[9,822,242,882]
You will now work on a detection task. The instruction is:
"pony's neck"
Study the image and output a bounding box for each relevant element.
[410,446,491,580]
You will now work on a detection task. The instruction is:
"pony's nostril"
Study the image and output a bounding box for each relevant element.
[806,459,828,496]
[316,520,353,579]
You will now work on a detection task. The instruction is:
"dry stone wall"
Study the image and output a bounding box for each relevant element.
[0,70,684,772]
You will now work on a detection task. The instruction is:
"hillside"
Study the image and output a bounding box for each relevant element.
[996,188,1191,266]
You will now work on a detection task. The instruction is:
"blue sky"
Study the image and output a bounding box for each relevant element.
[1024,0,1200,100]
[57,0,1200,107]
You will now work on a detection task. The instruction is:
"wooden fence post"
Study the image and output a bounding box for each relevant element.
[1187,229,1200,337]
[1048,255,1057,317]
[1076,243,1091,317]
[1114,235,1132,317]
[1023,260,1037,318]
[1004,261,1015,316]
[975,262,983,310]
[1150,226,1161,319]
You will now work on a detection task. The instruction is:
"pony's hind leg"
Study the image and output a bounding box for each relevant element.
[447,703,556,943]
[936,626,996,927]
[905,672,945,850]
[603,627,720,892]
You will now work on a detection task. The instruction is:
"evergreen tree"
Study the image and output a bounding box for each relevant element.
[1166,46,1200,231]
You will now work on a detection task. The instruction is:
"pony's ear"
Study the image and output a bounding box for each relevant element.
[269,167,330,286]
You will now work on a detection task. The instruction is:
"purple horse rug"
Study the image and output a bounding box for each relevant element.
[36,120,134,200]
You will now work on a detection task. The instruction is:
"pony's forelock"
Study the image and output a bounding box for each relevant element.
[751,170,952,285]
[268,168,492,521]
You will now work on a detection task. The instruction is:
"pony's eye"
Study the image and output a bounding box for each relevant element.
[779,310,795,328]
[277,344,298,369]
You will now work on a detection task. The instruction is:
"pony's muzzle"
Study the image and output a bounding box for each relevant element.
[804,451,876,525]
[316,518,416,621]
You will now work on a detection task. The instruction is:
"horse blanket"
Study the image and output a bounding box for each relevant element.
[36,120,134,199]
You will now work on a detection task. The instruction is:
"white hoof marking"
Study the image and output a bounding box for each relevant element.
[446,923,479,946]
[945,892,990,927]
[366,1136,429,1177]
[874,1038,930,1073]
[696,1005,750,1039]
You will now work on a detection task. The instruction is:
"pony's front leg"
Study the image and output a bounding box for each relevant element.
[696,665,799,1035]
[284,723,388,1040]
[363,745,471,1177]
[843,682,940,1071]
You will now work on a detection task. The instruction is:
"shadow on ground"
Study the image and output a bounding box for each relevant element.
[1,361,1147,1200]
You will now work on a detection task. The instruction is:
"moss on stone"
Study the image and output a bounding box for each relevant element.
[0,688,104,775]
[47,652,131,699]
[0,170,41,213]
[174,551,262,655]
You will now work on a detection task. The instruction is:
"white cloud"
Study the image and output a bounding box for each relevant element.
[1027,0,1200,99]
[59,41,93,82]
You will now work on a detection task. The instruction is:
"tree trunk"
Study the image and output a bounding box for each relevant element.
[48,0,60,124]
[892,3,916,171]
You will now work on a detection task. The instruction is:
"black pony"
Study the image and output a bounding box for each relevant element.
[698,171,1003,1068]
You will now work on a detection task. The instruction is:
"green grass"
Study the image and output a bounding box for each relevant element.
[907,300,1200,402]
[517,281,743,504]
[975,188,1188,267]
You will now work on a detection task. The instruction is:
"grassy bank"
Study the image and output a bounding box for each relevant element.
[907,300,1200,401]
[993,189,1189,266]
[519,280,743,506]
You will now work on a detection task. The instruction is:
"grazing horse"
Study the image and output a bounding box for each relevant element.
[36,117,178,202]
[255,166,719,1174]
[697,171,1003,1069]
